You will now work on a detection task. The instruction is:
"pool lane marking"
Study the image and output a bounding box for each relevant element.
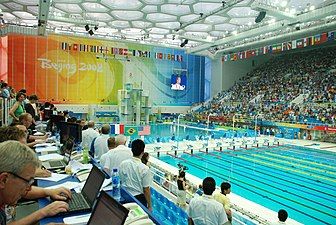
[170,155,334,224]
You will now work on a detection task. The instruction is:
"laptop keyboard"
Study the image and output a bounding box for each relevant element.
[68,193,90,212]
[49,161,64,168]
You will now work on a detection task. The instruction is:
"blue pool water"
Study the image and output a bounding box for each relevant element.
[158,145,336,225]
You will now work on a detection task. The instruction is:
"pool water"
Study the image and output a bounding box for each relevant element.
[158,145,336,225]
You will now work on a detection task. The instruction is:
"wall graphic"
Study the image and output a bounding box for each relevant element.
[0,34,205,106]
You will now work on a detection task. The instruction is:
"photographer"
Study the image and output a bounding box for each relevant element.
[176,171,188,207]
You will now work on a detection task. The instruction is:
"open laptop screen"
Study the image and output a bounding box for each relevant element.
[88,191,129,225]
[81,165,106,206]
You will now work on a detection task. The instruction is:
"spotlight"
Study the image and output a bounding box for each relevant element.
[180,39,189,48]
[88,29,94,36]
[94,25,98,30]
[255,11,266,23]
[172,35,175,40]
[85,24,90,31]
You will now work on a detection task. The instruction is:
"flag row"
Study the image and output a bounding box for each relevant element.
[223,31,335,62]
[110,124,151,136]
[60,42,183,62]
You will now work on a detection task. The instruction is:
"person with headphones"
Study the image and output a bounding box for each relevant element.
[9,92,26,121]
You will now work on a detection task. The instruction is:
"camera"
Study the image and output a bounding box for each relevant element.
[177,163,188,172]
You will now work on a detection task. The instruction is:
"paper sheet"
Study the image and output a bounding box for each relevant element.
[38,153,64,161]
[35,172,70,182]
[35,146,58,153]
[44,181,80,190]
[63,213,91,225]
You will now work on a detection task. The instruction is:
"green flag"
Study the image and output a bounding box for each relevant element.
[125,126,138,136]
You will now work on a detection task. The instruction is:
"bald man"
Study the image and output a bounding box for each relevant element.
[81,121,99,149]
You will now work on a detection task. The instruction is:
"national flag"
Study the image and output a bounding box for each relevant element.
[119,48,123,55]
[233,53,237,61]
[79,44,86,52]
[99,46,104,53]
[61,42,68,50]
[110,124,125,135]
[287,42,292,50]
[73,44,78,51]
[263,46,267,54]
[123,49,128,55]
[282,43,287,51]
[177,55,182,62]
[297,39,303,48]
[327,31,334,41]
[158,53,163,59]
[124,126,138,136]
[113,48,119,55]
[224,55,228,61]
[292,40,297,49]
[268,45,273,53]
[104,47,109,54]
[251,49,256,56]
[138,125,151,136]
[303,38,308,47]
[320,32,327,43]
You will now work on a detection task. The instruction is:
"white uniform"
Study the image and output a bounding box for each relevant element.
[188,194,228,225]
[93,134,109,159]
[119,157,152,196]
[100,145,132,172]
[82,128,99,149]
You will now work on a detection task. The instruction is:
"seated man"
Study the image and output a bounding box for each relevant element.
[188,177,228,225]
[0,141,70,225]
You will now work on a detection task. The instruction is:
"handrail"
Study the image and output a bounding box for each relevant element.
[150,164,263,225]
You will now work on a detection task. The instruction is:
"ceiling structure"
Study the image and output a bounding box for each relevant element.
[0,0,335,58]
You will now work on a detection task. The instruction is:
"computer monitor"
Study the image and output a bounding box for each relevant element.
[43,109,53,121]
[87,191,129,225]
[47,115,65,132]
[59,121,82,145]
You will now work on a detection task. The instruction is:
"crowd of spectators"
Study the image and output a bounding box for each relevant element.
[196,46,336,125]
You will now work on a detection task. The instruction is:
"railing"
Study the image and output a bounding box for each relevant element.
[0,98,15,126]
[150,164,261,225]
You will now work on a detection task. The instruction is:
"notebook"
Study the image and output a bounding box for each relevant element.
[65,165,106,214]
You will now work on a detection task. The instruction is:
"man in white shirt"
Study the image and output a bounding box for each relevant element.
[93,124,110,159]
[188,177,228,225]
[119,139,152,211]
[101,134,132,173]
[81,121,99,149]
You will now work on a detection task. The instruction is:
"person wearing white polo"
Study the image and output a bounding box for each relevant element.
[188,177,228,225]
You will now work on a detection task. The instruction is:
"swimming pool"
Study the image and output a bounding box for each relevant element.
[144,124,255,143]
[158,145,336,225]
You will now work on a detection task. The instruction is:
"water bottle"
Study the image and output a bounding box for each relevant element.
[82,147,89,164]
[111,168,121,201]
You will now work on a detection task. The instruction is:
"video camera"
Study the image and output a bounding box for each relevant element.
[177,162,188,172]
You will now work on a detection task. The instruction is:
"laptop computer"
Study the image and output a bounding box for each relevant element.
[87,191,129,225]
[41,138,74,170]
[66,165,106,214]
[63,191,129,225]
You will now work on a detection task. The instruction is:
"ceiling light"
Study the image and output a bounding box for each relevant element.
[85,24,90,31]
[88,30,94,36]
[232,30,238,35]
[280,1,287,7]
[309,5,315,11]
[94,25,98,30]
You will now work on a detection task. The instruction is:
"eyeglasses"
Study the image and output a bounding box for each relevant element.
[7,172,35,186]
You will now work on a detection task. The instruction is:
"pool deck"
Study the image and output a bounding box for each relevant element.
[147,136,336,225]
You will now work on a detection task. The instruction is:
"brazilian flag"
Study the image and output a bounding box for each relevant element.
[125,126,138,136]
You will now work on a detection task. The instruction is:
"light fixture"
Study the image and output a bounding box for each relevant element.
[255,11,266,23]
[180,39,188,47]
[85,24,90,31]
[88,30,94,36]
[94,25,98,30]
